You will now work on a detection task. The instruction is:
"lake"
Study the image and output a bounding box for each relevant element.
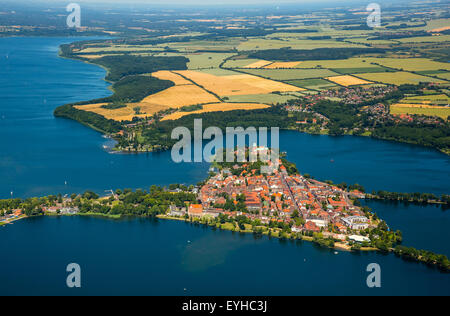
[1,216,449,296]
[0,37,449,295]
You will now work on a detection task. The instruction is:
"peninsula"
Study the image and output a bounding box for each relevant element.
[1,148,449,272]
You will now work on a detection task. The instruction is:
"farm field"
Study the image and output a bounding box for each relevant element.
[184,52,234,69]
[80,54,114,59]
[161,102,270,121]
[151,71,191,85]
[239,68,339,80]
[138,84,220,109]
[77,45,165,53]
[420,18,450,31]
[357,71,448,85]
[332,67,392,74]
[398,35,450,43]
[399,94,450,105]
[173,70,305,96]
[359,58,450,72]
[325,75,372,86]
[346,37,397,45]
[74,103,151,122]
[264,61,302,69]
[75,83,221,122]
[223,93,300,104]
[243,60,273,68]
[294,58,387,69]
[286,78,337,90]
[391,103,450,120]
[237,38,366,51]
[435,72,450,81]
[222,58,262,68]
[164,39,241,52]
[198,68,243,76]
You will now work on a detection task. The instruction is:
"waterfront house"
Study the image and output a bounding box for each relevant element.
[188,204,203,218]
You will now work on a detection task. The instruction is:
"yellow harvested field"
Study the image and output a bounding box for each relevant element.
[161,102,270,121]
[264,61,301,69]
[139,84,220,109]
[174,70,304,96]
[243,60,273,68]
[431,26,450,32]
[75,84,220,121]
[74,103,153,122]
[326,75,372,86]
[151,70,191,85]
[81,54,108,59]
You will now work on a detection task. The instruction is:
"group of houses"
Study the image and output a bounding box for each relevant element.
[168,157,372,240]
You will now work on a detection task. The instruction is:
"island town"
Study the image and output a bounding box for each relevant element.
[1,147,449,270]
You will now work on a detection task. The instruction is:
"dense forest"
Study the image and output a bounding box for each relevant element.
[92,55,189,82]
[371,190,450,207]
[84,75,173,105]
[371,124,450,152]
[248,47,385,61]
[54,104,122,134]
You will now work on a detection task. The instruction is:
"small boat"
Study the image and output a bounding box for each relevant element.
[330,159,335,163]
[334,251,338,255]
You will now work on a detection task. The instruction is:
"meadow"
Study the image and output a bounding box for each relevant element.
[359,58,450,72]
[286,78,337,90]
[239,68,339,81]
[357,71,448,85]
[399,94,450,105]
[391,104,450,120]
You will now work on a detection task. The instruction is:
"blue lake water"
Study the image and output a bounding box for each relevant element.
[0,216,449,296]
[0,37,449,295]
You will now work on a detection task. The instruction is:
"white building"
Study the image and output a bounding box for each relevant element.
[342,216,369,230]
[349,235,370,243]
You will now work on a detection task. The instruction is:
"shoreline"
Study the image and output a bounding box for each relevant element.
[54,40,450,158]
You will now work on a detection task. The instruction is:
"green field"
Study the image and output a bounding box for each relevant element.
[237,38,366,51]
[400,94,450,105]
[294,58,388,69]
[239,68,339,81]
[332,67,393,74]
[165,39,241,51]
[286,78,337,90]
[357,71,448,85]
[198,68,241,76]
[222,58,263,68]
[435,72,450,81]
[184,52,234,69]
[398,35,450,43]
[391,105,450,119]
[359,58,450,72]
